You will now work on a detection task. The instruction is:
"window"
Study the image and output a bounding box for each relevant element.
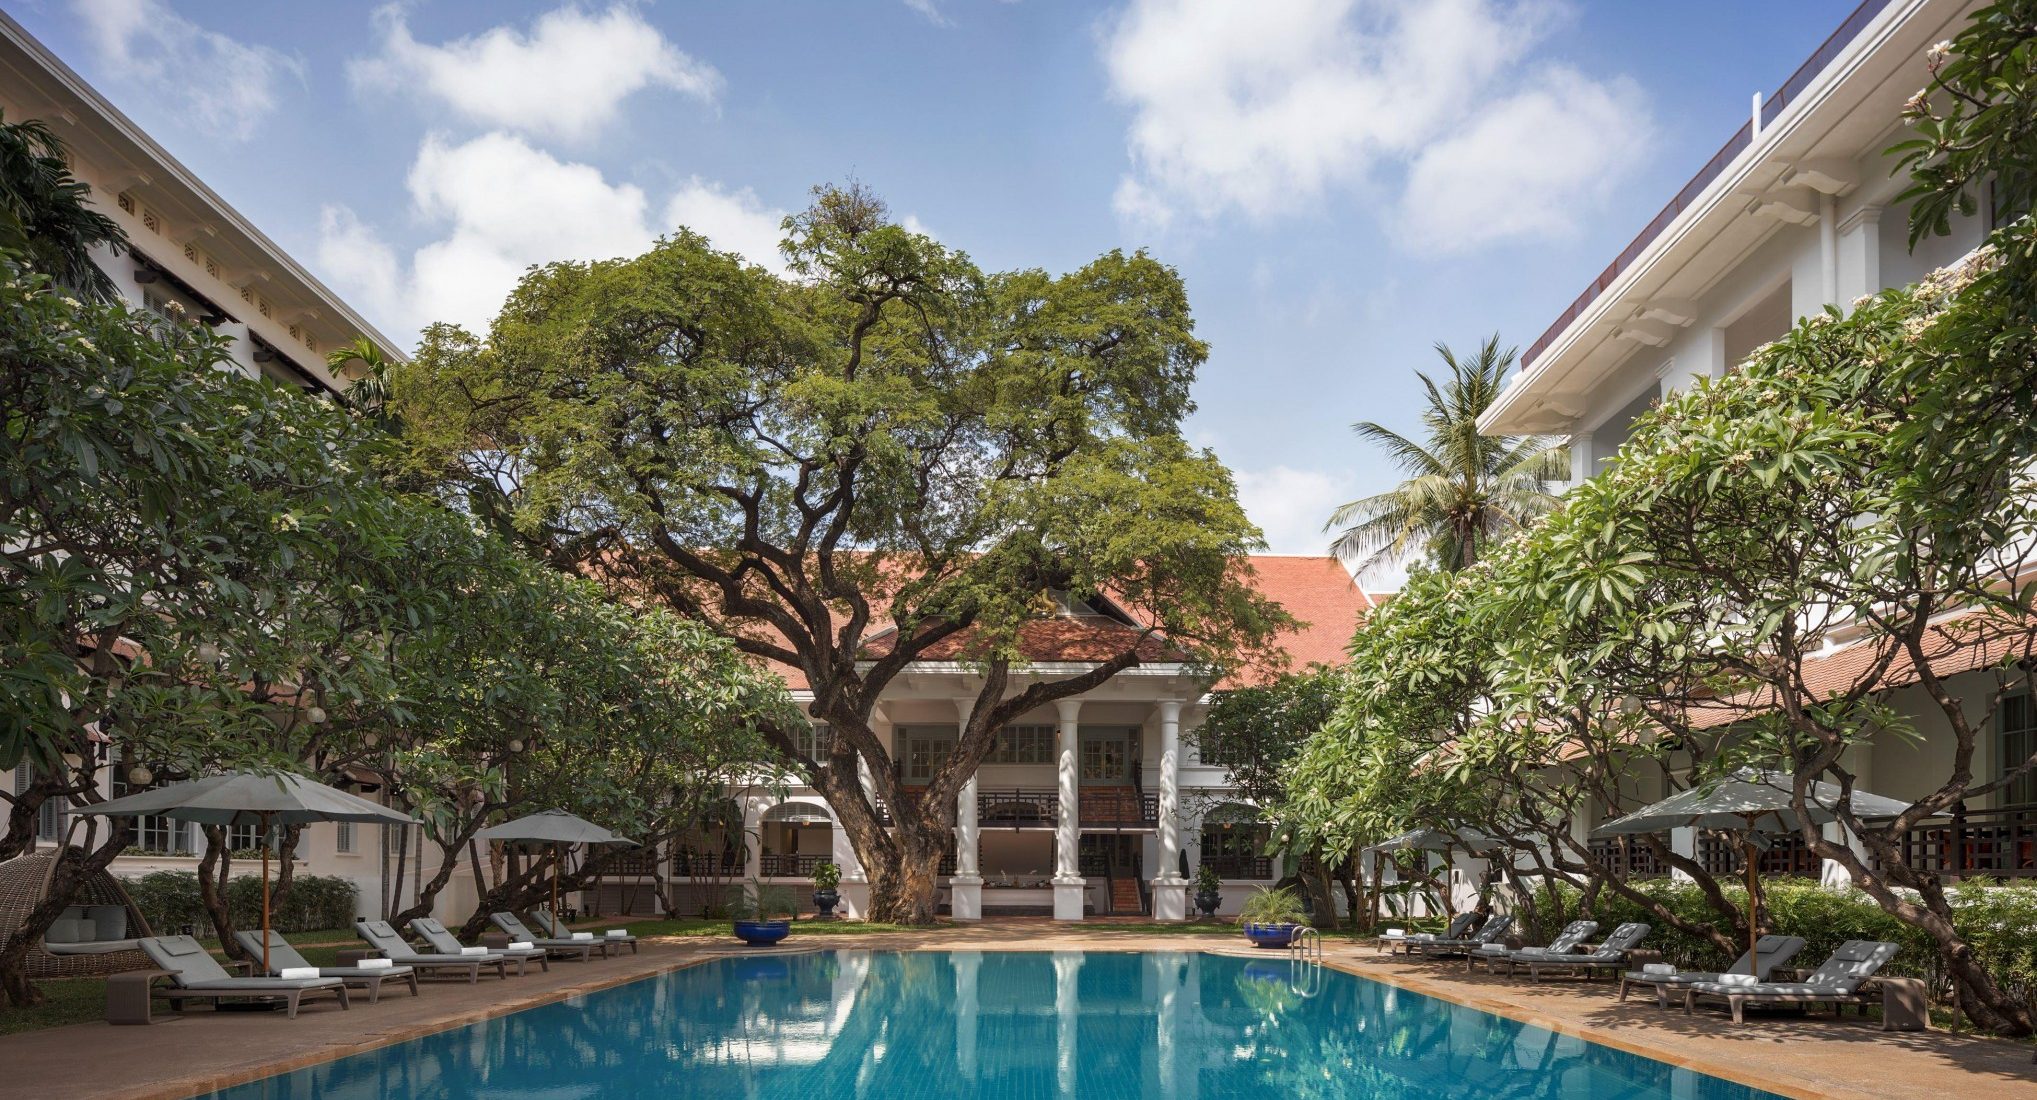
[1197,728,1242,768]
[16,764,66,843]
[1080,730,1131,784]
[799,723,833,761]
[986,725,1053,765]
[335,821,355,854]
[2002,694,2037,805]
[902,727,956,782]
[112,763,187,855]
[223,823,264,852]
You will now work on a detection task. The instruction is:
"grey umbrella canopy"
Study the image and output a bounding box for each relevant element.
[80,771,418,972]
[1360,827,1496,928]
[1593,768,1912,974]
[475,810,636,928]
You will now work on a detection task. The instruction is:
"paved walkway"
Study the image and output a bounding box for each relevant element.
[1,926,2031,1100]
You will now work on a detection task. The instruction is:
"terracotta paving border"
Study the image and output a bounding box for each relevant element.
[1,927,2031,1100]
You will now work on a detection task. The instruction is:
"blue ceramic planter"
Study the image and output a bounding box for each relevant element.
[733,919,792,946]
[1243,922,1301,949]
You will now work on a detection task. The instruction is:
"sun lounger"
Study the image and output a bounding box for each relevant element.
[233,929,419,1004]
[490,912,605,960]
[1518,922,1652,981]
[534,907,638,955]
[1411,914,1513,958]
[411,917,546,974]
[1468,920,1598,974]
[355,919,505,982]
[139,935,349,1019]
[1380,913,1478,956]
[1618,935,1807,1008]
[1682,940,1900,1024]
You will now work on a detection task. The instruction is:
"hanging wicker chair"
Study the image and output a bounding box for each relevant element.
[0,847,156,978]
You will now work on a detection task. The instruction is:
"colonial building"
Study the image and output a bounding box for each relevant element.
[1474,0,2032,889]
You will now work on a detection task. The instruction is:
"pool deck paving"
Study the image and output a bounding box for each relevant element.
[1,923,2031,1100]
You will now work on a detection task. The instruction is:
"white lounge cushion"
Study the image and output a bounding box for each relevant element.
[459,946,488,956]
[278,966,320,981]
[606,929,628,938]
[358,958,394,970]
[571,932,593,941]
[510,941,534,952]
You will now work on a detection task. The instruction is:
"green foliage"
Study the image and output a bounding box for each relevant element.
[0,111,122,301]
[1238,885,1308,926]
[1328,335,1566,573]
[812,862,841,891]
[125,870,358,935]
[731,880,798,922]
[1194,863,1222,892]
[1890,0,2037,247]
[1194,665,1342,810]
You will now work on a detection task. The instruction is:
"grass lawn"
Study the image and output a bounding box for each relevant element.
[0,977,103,1036]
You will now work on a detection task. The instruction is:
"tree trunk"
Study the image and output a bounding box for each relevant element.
[0,826,131,1006]
[268,824,303,920]
[197,826,242,958]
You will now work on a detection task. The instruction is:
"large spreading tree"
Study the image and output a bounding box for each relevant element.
[392,185,1288,923]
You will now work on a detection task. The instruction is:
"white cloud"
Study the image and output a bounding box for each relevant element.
[1233,464,1360,557]
[904,0,952,25]
[1102,0,1649,251]
[1397,67,1647,252]
[75,0,302,140]
[663,179,789,270]
[318,132,787,341]
[351,3,721,143]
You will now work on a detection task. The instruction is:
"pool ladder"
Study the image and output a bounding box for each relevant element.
[1288,926,1322,963]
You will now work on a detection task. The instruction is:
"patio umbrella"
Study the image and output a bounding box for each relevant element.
[1592,768,1912,976]
[80,770,418,973]
[474,810,636,931]
[1360,827,1495,926]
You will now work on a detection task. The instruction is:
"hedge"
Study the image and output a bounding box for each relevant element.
[1537,878,2037,1003]
[123,870,359,936]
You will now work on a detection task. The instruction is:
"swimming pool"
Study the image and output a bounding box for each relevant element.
[204,950,1785,1099]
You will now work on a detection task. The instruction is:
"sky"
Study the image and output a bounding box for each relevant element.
[14,0,1866,583]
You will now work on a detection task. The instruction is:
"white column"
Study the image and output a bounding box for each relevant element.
[1053,699,1085,921]
[1567,431,1594,486]
[1151,700,1187,920]
[950,697,983,921]
[1836,204,1884,309]
[1669,826,1697,883]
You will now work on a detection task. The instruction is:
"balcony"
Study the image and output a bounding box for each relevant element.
[759,853,830,877]
[874,787,1157,829]
[1079,789,1158,829]
[1899,802,2037,880]
[978,789,1058,828]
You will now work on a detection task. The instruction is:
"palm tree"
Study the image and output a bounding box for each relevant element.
[1327,335,1565,574]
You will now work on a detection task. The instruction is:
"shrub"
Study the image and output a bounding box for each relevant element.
[124,871,359,935]
[812,862,841,891]
[1554,878,2037,1003]
[1239,885,1308,926]
[1194,864,1222,892]
[730,880,797,922]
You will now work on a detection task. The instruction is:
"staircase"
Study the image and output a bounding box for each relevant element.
[1110,875,1143,915]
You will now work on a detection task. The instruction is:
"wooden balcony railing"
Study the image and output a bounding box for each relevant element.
[759,853,829,877]
[1697,833,1822,879]
[1079,789,1158,829]
[978,789,1058,827]
[1900,802,2037,880]
[1199,854,1272,880]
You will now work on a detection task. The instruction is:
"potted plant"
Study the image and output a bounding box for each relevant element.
[1238,886,1308,948]
[1193,864,1223,919]
[731,880,796,946]
[811,861,842,920]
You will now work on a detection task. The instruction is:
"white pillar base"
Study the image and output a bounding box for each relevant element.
[837,881,869,920]
[949,875,983,921]
[1053,879,1087,921]
[1150,876,1188,921]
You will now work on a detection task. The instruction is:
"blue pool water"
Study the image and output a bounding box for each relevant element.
[205,950,1785,1099]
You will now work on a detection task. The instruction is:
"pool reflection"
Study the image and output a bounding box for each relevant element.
[210,950,1781,1100]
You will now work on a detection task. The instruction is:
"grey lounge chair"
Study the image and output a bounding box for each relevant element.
[1682,940,1900,1024]
[1469,920,1598,974]
[1413,914,1513,958]
[139,935,349,1019]
[1618,935,1807,1008]
[1383,912,1478,956]
[1519,922,1653,981]
[534,907,638,955]
[490,912,604,960]
[355,919,504,982]
[233,928,420,1004]
[411,917,545,974]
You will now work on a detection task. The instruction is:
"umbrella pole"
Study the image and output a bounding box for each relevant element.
[260,811,272,976]
[1743,837,1759,977]
[552,842,561,931]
